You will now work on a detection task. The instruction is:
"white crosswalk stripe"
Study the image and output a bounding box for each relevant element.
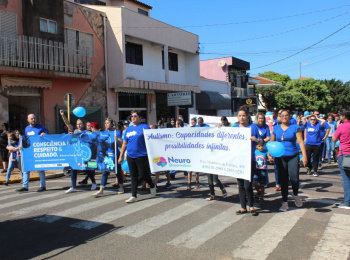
[0,186,63,202]
[117,199,209,237]
[232,209,307,260]
[71,193,181,230]
[309,213,350,260]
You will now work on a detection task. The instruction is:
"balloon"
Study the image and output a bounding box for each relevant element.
[72,107,86,117]
[336,141,340,146]
[268,141,285,157]
[293,114,297,120]
[299,154,303,160]
[121,160,130,173]
[304,111,310,116]
[266,111,273,116]
[296,143,301,150]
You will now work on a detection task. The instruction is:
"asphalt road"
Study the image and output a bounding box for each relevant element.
[0,163,349,260]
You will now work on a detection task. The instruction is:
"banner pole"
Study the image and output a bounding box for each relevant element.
[67,94,70,122]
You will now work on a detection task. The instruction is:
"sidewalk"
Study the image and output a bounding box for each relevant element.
[0,168,64,184]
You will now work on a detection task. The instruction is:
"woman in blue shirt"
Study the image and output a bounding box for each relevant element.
[232,108,259,216]
[254,112,271,143]
[270,110,307,212]
[118,110,156,203]
[326,114,337,164]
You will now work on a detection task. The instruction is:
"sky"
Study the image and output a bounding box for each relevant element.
[144,0,350,82]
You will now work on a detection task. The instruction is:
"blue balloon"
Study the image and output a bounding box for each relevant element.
[304,111,310,116]
[299,154,303,160]
[336,140,340,146]
[268,141,285,157]
[121,160,130,173]
[293,114,298,120]
[266,111,273,116]
[72,107,86,117]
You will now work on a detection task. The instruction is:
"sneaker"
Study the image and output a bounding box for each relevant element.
[306,169,312,175]
[150,187,157,197]
[117,188,124,194]
[16,187,28,192]
[78,179,88,185]
[222,189,228,198]
[293,195,303,207]
[92,190,103,197]
[279,202,289,212]
[205,195,215,201]
[318,165,323,170]
[187,184,191,190]
[91,183,97,190]
[125,196,137,203]
[1,169,7,173]
[274,186,281,191]
[37,187,46,192]
[313,172,319,177]
[337,202,350,209]
[3,181,8,186]
[65,187,77,194]
[194,182,201,189]
[164,182,172,189]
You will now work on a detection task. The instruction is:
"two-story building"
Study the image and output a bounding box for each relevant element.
[0,0,106,133]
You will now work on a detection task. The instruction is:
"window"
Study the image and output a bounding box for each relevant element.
[64,28,94,57]
[138,8,148,16]
[126,42,143,66]
[0,10,17,36]
[162,51,178,71]
[40,18,57,34]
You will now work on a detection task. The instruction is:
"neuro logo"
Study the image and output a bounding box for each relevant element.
[153,156,167,167]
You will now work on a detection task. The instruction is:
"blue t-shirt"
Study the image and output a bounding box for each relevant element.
[254,124,271,140]
[124,123,150,158]
[232,124,259,161]
[25,124,49,136]
[195,124,210,127]
[319,122,330,144]
[327,121,337,137]
[272,124,300,156]
[255,150,268,170]
[289,118,297,125]
[305,121,322,146]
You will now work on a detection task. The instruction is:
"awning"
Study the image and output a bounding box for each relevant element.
[1,76,52,89]
[196,91,231,110]
[114,87,155,94]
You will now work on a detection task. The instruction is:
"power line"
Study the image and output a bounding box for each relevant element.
[250,21,350,71]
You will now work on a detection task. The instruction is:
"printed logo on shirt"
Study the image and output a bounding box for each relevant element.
[126,131,137,138]
[308,128,315,132]
[27,131,36,136]
[256,155,266,169]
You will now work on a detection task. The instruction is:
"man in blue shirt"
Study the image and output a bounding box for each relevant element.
[16,114,49,192]
[196,117,210,127]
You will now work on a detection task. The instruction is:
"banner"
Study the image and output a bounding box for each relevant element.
[189,114,255,127]
[22,132,116,172]
[144,127,252,180]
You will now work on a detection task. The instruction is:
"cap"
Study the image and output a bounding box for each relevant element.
[89,122,99,129]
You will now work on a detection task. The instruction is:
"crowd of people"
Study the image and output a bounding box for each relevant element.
[1,107,349,213]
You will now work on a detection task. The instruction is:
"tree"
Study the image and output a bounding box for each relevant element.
[321,79,350,113]
[285,78,332,112]
[256,85,285,111]
[258,71,291,85]
[276,90,309,111]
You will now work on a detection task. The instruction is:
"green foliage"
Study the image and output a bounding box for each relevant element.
[276,91,309,111]
[320,79,350,113]
[284,78,332,112]
[256,85,285,110]
[258,71,291,85]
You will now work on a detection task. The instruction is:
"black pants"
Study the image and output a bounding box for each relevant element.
[306,144,321,172]
[275,154,300,202]
[237,161,255,209]
[127,155,154,197]
[207,174,224,196]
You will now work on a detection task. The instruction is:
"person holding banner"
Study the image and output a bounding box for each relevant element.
[270,110,307,212]
[232,109,259,216]
[93,118,124,196]
[16,114,48,192]
[118,110,156,203]
[59,110,98,193]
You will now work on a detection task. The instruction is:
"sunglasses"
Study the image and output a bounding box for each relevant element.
[310,119,316,121]
[130,115,138,118]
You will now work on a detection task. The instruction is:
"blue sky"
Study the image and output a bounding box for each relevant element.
[145,0,350,82]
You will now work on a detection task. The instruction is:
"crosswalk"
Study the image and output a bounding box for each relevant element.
[1,175,349,259]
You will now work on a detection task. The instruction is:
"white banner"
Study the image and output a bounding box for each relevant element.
[189,114,255,127]
[144,127,252,180]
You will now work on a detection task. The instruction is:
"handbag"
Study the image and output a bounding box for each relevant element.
[340,147,350,170]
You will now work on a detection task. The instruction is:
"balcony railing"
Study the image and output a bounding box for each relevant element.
[0,33,91,75]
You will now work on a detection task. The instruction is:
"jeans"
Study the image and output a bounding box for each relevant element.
[318,142,325,166]
[6,156,23,182]
[71,169,95,188]
[23,171,46,188]
[274,161,279,186]
[275,154,300,202]
[338,156,350,204]
[306,144,321,172]
[100,163,123,189]
[127,155,154,198]
[237,161,255,209]
[326,137,335,163]
[207,174,224,196]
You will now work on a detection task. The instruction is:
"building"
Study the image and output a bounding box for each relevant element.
[0,0,106,133]
[86,1,200,124]
[200,56,257,115]
[251,76,282,112]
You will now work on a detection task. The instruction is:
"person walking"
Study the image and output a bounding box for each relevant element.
[4,130,22,185]
[326,114,337,164]
[16,114,48,192]
[0,122,9,173]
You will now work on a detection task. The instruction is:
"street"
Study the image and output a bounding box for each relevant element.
[0,164,349,260]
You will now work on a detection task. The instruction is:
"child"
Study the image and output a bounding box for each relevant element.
[5,130,22,185]
[254,142,269,204]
